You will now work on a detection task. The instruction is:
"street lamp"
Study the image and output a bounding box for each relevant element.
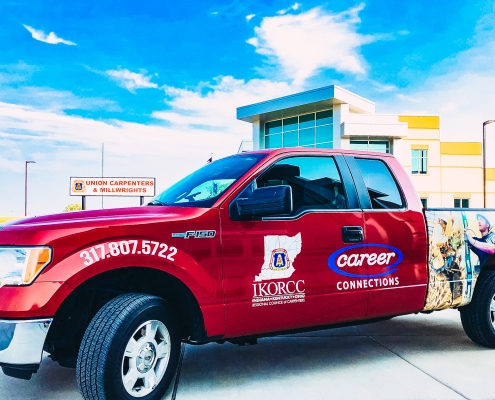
[25,161,36,216]
[483,120,495,208]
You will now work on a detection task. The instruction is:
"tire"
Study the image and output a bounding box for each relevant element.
[460,270,495,347]
[76,293,181,400]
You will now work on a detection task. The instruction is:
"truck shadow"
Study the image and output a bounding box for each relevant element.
[178,312,489,396]
[0,353,80,399]
[0,311,490,399]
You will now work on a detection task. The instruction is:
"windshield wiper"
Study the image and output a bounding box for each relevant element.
[147,200,168,206]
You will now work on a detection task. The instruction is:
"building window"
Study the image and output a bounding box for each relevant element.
[420,198,428,208]
[350,139,390,154]
[454,198,469,208]
[264,109,333,149]
[412,150,428,174]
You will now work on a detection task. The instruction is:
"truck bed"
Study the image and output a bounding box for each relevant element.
[424,209,495,310]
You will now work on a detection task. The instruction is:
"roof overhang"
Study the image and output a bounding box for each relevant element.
[236,85,375,123]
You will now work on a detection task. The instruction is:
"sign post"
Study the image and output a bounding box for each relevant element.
[70,178,156,208]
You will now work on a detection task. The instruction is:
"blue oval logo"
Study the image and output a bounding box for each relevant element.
[328,243,403,279]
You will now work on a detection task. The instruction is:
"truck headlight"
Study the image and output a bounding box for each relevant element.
[0,247,52,287]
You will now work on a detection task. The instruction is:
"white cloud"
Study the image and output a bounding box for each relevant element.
[396,93,420,103]
[0,62,38,84]
[370,80,397,93]
[247,4,377,84]
[22,25,76,46]
[0,86,119,112]
[105,68,158,92]
[0,155,22,173]
[0,75,297,215]
[383,31,495,149]
[246,14,256,21]
[153,76,295,132]
[277,2,301,15]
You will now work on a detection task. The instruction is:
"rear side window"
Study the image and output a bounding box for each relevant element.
[355,158,404,209]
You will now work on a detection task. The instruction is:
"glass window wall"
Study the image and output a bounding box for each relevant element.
[263,109,333,149]
[350,139,390,154]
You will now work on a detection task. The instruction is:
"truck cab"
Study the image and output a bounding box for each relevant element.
[0,148,494,400]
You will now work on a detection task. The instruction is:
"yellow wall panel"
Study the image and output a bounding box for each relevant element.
[399,116,440,129]
[440,142,482,155]
[487,168,495,181]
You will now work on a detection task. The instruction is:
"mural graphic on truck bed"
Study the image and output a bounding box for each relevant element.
[424,210,495,311]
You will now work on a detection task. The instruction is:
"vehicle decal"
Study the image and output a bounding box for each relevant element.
[424,210,495,311]
[461,212,474,301]
[79,239,177,266]
[328,243,403,292]
[252,233,305,307]
[328,244,403,279]
[172,230,216,239]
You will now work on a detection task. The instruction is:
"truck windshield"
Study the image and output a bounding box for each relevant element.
[148,153,267,208]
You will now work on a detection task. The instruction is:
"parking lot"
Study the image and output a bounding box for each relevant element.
[1,309,494,400]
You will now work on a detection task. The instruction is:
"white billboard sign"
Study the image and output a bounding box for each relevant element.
[70,177,156,197]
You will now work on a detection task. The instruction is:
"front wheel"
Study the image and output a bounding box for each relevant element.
[460,270,495,347]
[76,293,181,399]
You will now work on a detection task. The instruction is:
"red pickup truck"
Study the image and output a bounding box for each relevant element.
[1,148,494,400]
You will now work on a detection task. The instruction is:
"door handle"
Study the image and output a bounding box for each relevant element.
[342,226,364,243]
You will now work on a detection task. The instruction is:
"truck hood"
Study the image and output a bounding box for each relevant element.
[0,206,211,245]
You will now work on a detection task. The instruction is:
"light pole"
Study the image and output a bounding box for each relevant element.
[483,120,495,208]
[24,161,36,216]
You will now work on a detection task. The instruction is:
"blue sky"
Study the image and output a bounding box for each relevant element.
[1,0,495,215]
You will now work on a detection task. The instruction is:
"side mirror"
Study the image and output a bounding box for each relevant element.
[236,185,292,218]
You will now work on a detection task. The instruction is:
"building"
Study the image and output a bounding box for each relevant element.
[236,85,495,208]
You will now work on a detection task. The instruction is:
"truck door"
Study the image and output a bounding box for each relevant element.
[220,154,367,337]
[345,156,428,317]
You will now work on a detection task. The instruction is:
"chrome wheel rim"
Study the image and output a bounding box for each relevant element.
[121,320,171,397]
[491,295,495,330]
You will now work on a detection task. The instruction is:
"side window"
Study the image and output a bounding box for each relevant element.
[256,156,348,215]
[454,198,469,208]
[412,149,428,174]
[354,158,404,209]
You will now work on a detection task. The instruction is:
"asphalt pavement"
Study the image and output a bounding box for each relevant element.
[1,309,494,400]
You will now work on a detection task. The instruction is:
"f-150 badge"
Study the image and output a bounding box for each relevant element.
[172,230,216,239]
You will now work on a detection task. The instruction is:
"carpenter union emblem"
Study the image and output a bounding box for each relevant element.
[270,249,290,270]
[72,180,85,193]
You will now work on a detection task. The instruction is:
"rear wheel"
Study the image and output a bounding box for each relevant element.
[76,293,181,399]
[460,270,495,347]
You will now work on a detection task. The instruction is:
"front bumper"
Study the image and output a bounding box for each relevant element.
[0,318,52,379]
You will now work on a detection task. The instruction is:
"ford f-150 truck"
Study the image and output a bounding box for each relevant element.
[1,148,494,400]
